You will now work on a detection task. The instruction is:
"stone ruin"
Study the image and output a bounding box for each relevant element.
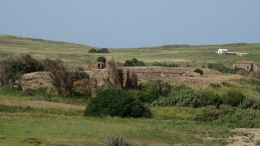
[20,66,223,92]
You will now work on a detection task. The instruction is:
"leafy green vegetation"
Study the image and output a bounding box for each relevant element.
[208,63,244,73]
[88,48,109,53]
[96,56,106,64]
[84,89,151,118]
[195,105,260,128]
[138,80,171,103]
[152,61,180,67]
[124,58,146,66]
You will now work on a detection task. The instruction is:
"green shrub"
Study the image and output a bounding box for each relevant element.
[84,89,151,118]
[208,63,230,73]
[139,80,171,103]
[152,61,180,67]
[194,105,220,122]
[152,85,194,107]
[152,85,222,108]
[255,138,260,145]
[238,98,260,110]
[88,48,109,53]
[88,48,97,53]
[124,58,145,67]
[97,56,106,64]
[10,55,43,80]
[195,105,260,128]
[194,69,203,75]
[1,55,43,86]
[221,90,246,107]
[124,70,138,90]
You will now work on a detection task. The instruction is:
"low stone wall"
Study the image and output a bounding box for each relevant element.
[21,67,222,91]
[21,72,52,92]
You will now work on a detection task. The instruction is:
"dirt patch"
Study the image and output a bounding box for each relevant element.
[0,100,85,110]
[226,128,260,146]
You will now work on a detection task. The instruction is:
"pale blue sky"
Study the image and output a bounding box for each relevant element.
[1,1,259,48]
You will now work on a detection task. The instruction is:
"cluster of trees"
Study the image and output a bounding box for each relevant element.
[88,48,109,53]
[124,58,145,66]
[0,54,95,97]
[0,54,44,86]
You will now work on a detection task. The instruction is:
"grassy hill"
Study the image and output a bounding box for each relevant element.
[1,35,260,146]
[1,35,260,69]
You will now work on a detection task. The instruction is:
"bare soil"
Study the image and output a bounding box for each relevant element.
[226,128,260,146]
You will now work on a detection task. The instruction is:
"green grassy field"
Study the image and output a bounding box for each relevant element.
[1,35,260,69]
[0,101,229,146]
[1,35,260,145]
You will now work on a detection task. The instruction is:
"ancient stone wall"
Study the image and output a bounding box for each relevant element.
[21,67,223,91]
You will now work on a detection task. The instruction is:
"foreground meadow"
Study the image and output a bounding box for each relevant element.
[0,95,230,146]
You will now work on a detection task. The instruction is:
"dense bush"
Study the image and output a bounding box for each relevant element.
[208,63,243,74]
[239,77,260,87]
[194,69,203,75]
[208,63,230,73]
[0,54,43,86]
[84,89,151,118]
[88,48,109,53]
[97,56,106,64]
[124,58,145,67]
[195,105,260,128]
[44,59,89,96]
[152,85,222,108]
[124,70,138,90]
[104,58,124,89]
[139,80,171,103]
[152,61,180,67]
[10,55,43,79]
[221,90,246,107]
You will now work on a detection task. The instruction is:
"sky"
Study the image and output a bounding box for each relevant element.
[1,1,260,48]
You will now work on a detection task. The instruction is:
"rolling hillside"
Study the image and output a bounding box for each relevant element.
[0,35,260,69]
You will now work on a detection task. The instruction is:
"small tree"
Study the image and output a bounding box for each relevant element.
[104,58,123,89]
[0,64,13,86]
[88,48,97,53]
[125,70,138,90]
[0,54,43,86]
[97,56,106,64]
[43,59,85,96]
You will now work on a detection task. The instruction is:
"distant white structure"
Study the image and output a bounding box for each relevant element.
[217,48,228,54]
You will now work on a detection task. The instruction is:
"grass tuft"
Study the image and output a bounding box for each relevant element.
[255,137,260,145]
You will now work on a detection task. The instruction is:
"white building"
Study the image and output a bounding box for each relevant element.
[217,48,228,54]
